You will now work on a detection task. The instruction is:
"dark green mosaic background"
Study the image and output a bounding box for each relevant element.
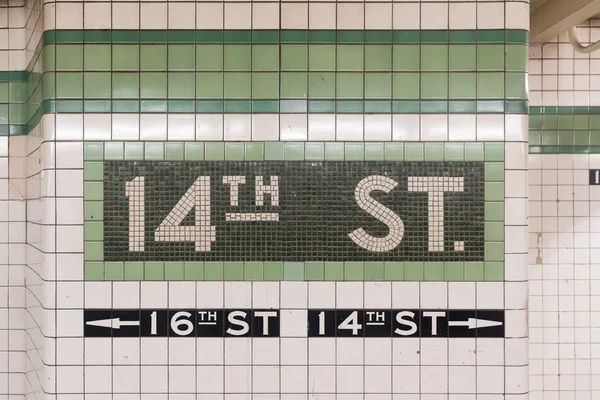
[103,160,484,262]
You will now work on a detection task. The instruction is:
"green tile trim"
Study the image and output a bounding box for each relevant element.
[4,99,530,137]
[42,29,528,45]
[84,261,505,282]
[0,71,28,82]
[530,107,600,154]
[529,106,600,114]
[529,145,600,154]
[84,141,504,282]
[83,141,501,162]
[1,28,530,135]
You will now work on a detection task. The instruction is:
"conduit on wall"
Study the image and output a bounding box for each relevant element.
[568,26,600,53]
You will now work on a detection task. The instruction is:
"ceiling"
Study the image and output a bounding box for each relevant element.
[530,0,600,43]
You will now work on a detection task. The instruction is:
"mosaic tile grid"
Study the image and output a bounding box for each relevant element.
[84,141,506,281]
[1,29,529,135]
[103,161,484,261]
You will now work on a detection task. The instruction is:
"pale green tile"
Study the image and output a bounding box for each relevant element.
[465,142,484,161]
[205,143,225,160]
[424,143,444,161]
[224,261,244,280]
[145,143,164,160]
[345,143,364,161]
[104,142,123,160]
[344,262,364,280]
[165,142,184,160]
[165,262,184,280]
[325,142,344,161]
[444,143,464,161]
[84,162,103,181]
[265,142,285,160]
[185,142,205,160]
[225,143,244,160]
[84,142,104,160]
[365,143,384,160]
[384,143,403,161]
[385,262,404,281]
[405,143,424,161]
[284,262,304,280]
[485,143,505,161]
[125,142,144,160]
[245,142,264,161]
[305,142,325,161]
[285,142,304,160]
[184,262,204,280]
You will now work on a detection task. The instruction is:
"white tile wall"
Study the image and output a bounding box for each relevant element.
[529,21,600,400]
[0,0,43,398]
[530,20,600,107]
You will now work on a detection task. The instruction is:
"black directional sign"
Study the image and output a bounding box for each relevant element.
[84,309,280,338]
[590,169,600,185]
[84,308,504,338]
[307,309,504,338]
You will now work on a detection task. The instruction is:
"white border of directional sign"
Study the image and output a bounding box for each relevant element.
[84,309,504,338]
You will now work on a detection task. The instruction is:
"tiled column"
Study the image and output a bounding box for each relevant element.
[0,1,44,399]
[27,0,535,398]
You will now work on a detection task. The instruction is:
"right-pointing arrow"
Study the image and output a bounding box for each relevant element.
[448,318,503,330]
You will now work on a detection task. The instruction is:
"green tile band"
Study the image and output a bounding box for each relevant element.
[530,106,600,153]
[37,98,530,114]
[0,97,529,136]
[83,141,505,282]
[84,260,504,282]
[530,106,600,114]
[1,29,529,135]
[83,141,506,162]
[42,29,529,45]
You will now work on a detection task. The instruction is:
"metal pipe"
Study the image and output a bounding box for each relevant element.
[568,26,600,54]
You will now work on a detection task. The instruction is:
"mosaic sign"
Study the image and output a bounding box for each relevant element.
[84,308,505,338]
[103,161,484,262]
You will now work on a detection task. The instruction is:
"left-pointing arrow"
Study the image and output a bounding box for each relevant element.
[86,318,140,329]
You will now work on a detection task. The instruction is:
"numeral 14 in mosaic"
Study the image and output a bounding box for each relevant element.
[126,176,217,252]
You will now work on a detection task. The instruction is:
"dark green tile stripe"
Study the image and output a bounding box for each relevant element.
[530,106,600,115]
[0,99,528,136]
[0,99,529,136]
[46,99,529,114]
[529,146,600,154]
[0,71,28,83]
[43,29,528,45]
